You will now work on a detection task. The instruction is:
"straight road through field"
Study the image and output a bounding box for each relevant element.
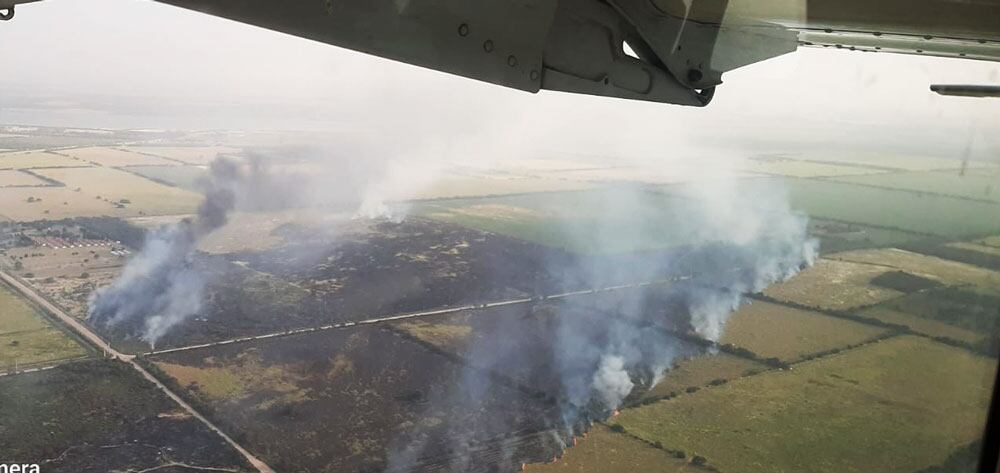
[0,269,275,473]
[146,274,694,357]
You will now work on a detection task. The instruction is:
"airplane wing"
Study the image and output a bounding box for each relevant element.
[4,0,999,106]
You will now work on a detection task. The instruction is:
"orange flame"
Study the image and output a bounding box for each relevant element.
[612,409,621,417]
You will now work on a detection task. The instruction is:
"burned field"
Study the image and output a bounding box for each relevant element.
[0,359,253,473]
[146,325,567,473]
[94,217,716,351]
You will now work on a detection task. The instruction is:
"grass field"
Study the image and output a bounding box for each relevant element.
[860,306,985,345]
[0,170,48,187]
[416,189,722,253]
[830,248,1000,293]
[525,424,699,473]
[60,146,177,167]
[763,258,904,310]
[720,300,888,362]
[866,287,1000,335]
[0,151,85,169]
[829,168,1000,203]
[33,166,202,216]
[612,336,996,473]
[947,241,1000,258]
[788,152,972,171]
[775,178,1000,238]
[412,174,594,200]
[128,164,207,191]
[743,159,888,178]
[0,283,87,369]
[979,235,1000,248]
[125,145,241,165]
[0,186,121,220]
[642,353,766,401]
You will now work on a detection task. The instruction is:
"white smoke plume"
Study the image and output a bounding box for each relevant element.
[553,177,818,411]
[87,157,281,347]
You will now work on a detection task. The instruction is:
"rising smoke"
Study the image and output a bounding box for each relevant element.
[88,157,276,347]
[387,175,817,471]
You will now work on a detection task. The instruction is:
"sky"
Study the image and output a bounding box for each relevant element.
[1,0,998,163]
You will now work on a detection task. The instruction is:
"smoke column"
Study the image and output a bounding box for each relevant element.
[87,157,247,348]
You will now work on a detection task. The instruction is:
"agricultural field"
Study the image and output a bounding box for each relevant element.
[807,219,926,254]
[127,164,207,191]
[0,359,254,472]
[415,189,710,253]
[6,245,126,320]
[860,306,986,346]
[0,283,87,370]
[147,326,563,473]
[979,235,1000,248]
[862,287,1000,343]
[829,248,1000,293]
[719,300,889,363]
[776,177,1000,238]
[0,150,85,169]
[524,424,700,473]
[411,174,594,200]
[0,169,48,187]
[947,241,1000,258]
[124,145,242,165]
[741,157,888,178]
[641,353,766,401]
[58,146,178,167]
[789,151,973,171]
[32,166,203,216]
[612,336,997,473]
[0,185,124,220]
[530,164,757,185]
[762,258,904,310]
[829,168,1000,203]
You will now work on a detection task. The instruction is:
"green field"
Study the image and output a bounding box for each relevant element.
[773,177,1000,238]
[0,283,87,369]
[612,336,995,473]
[642,353,766,401]
[414,189,691,253]
[829,168,1000,203]
[525,424,699,473]
[720,300,888,362]
[763,258,904,311]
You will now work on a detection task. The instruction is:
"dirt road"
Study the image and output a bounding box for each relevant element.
[0,269,275,473]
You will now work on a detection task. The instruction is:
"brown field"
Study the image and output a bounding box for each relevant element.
[125,145,242,165]
[613,336,996,473]
[59,147,177,167]
[0,151,86,169]
[860,306,985,345]
[0,186,122,220]
[524,424,700,473]
[6,245,126,319]
[0,170,48,187]
[32,166,202,216]
[830,248,1000,292]
[763,258,904,310]
[642,353,766,400]
[720,300,889,362]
